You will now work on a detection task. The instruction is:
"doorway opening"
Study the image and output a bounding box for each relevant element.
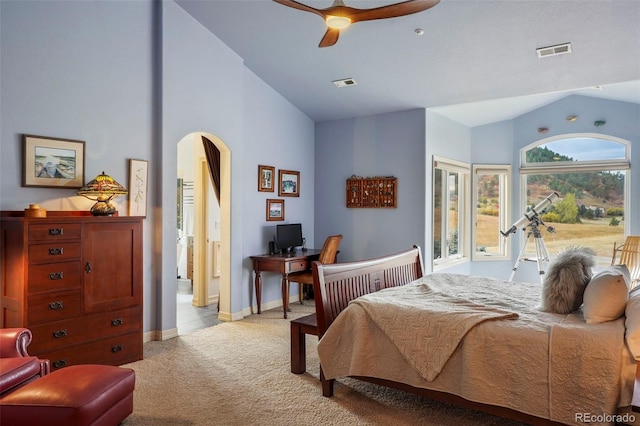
[176,132,231,334]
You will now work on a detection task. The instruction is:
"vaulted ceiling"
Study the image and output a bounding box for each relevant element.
[176,0,640,126]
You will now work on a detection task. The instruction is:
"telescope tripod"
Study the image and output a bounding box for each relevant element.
[509,217,553,283]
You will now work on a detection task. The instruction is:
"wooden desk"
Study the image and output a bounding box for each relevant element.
[250,249,322,319]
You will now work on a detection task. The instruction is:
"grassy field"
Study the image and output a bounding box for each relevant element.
[476,214,625,262]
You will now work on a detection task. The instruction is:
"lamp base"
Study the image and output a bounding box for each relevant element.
[90,201,117,216]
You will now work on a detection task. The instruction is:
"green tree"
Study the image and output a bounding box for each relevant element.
[554,193,579,223]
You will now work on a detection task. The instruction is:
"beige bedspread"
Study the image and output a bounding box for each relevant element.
[317,273,636,426]
[351,284,518,381]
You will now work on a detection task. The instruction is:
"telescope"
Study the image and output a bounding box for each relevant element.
[501,191,559,237]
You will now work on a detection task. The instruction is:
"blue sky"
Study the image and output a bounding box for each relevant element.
[542,138,626,162]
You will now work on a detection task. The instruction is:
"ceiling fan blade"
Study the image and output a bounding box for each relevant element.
[274,0,440,48]
[272,0,324,19]
[350,0,440,23]
[319,28,340,48]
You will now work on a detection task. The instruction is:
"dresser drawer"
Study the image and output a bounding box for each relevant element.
[27,290,82,325]
[44,332,142,371]
[287,260,310,273]
[28,307,141,354]
[28,223,81,242]
[28,262,82,293]
[28,242,81,264]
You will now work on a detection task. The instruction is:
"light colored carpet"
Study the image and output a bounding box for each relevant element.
[122,303,525,425]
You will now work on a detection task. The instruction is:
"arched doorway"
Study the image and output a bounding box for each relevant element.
[176,132,231,333]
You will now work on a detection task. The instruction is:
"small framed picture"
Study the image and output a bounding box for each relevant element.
[258,165,275,192]
[266,199,284,221]
[278,169,300,197]
[22,134,85,188]
[129,159,149,217]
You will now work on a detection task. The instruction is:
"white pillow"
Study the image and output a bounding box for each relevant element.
[583,265,630,324]
[626,285,640,360]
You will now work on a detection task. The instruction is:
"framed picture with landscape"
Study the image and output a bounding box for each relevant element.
[266,199,284,221]
[278,169,300,197]
[23,134,85,188]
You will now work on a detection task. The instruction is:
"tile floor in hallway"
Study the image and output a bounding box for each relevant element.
[176,278,220,335]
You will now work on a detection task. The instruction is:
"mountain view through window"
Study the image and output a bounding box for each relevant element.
[476,137,628,267]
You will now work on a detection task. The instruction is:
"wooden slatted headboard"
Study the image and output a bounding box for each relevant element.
[311,245,424,337]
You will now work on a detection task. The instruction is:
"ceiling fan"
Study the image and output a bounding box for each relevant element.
[273,0,441,48]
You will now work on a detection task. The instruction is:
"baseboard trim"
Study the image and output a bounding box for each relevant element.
[144,328,178,342]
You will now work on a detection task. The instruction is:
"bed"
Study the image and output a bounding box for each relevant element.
[311,247,639,426]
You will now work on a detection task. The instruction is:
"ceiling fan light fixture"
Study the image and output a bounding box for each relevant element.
[274,0,441,47]
[326,15,351,29]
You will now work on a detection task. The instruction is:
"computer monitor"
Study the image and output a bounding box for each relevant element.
[276,223,303,253]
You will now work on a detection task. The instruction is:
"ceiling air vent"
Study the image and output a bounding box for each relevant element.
[332,78,357,87]
[536,42,572,58]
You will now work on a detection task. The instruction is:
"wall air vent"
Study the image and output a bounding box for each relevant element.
[536,42,572,58]
[332,78,357,87]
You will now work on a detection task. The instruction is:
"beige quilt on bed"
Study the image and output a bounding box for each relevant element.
[317,273,636,426]
[351,284,519,381]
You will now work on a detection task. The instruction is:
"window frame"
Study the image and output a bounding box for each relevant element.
[432,156,470,270]
[521,133,630,173]
[519,133,631,245]
[472,164,511,261]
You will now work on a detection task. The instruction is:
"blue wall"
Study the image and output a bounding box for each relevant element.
[314,109,426,262]
[1,0,158,331]
[241,68,315,310]
[0,0,315,335]
[470,95,638,281]
[424,110,472,273]
[315,96,638,283]
[1,1,638,336]
[512,96,639,223]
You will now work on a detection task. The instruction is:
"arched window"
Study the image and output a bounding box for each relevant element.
[520,134,630,267]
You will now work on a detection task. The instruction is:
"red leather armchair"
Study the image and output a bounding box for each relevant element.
[0,328,50,397]
[0,328,135,425]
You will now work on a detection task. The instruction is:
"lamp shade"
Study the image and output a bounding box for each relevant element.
[77,171,127,216]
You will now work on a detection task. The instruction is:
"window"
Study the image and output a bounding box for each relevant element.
[433,156,470,268]
[520,134,630,268]
[472,165,511,260]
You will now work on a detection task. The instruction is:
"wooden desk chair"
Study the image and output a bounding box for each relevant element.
[288,234,341,375]
[288,234,343,305]
[612,235,640,288]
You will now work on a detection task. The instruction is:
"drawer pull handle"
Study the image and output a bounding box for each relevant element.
[111,318,123,326]
[49,247,64,256]
[85,262,92,273]
[52,359,67,369]
[49,272,64,280]
[48,228,63,236]
[112,345,123,353]
[48,301,64,310]
[52,329,67,338]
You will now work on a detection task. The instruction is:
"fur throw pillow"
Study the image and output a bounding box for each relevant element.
[540,246,596,314]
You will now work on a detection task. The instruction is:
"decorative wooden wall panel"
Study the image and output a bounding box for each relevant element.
[346,176,397,208]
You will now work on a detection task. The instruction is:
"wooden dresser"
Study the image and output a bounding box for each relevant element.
[1,211,143,370]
